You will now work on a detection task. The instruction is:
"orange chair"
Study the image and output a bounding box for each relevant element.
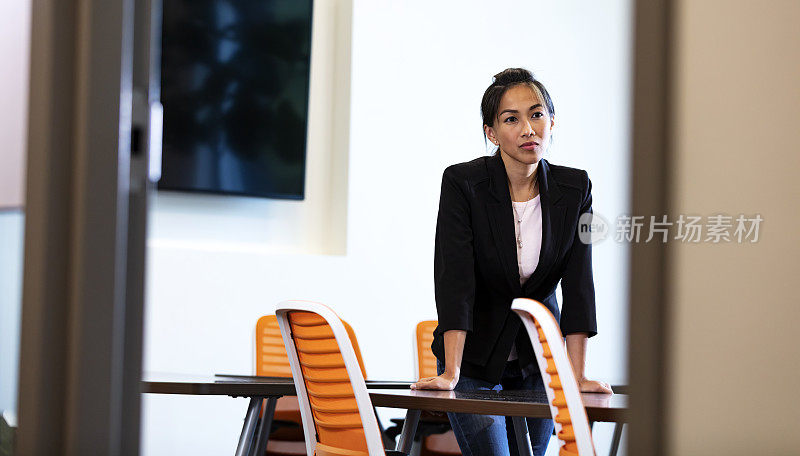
[257,315,367,380]
[256,315,306,455]
[511,298,596,455]
[256,315,369,455]
[413,321,461,456]
[414,321,439,379]
[276,301,404,456]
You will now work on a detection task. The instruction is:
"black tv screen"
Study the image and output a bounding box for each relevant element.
[159,0,313,199]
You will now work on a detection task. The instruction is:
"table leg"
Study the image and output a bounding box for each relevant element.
[511,416,534,456]
[235,397,263,456]
[395,409,421,454]
[251,397,277,456]
[609,422,624,456]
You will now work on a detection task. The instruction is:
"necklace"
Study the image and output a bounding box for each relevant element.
[509,171,539,249]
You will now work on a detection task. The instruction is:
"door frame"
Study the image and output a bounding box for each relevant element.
[627,0,673,454]
[16,0,158,453]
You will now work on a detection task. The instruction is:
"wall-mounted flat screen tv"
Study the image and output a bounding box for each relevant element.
[159,0,313,199]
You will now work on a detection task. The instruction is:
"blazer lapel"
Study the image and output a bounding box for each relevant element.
[485,155,523,295]
[522,159,566,294]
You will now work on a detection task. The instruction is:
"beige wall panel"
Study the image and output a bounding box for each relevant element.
[668,0,800,454]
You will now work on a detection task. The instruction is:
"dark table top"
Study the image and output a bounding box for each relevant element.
[142,373,296,396]
[370,388,627,422]
[141,373,414,396]
[142,373,627,422]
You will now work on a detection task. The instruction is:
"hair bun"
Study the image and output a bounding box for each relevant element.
[481,67,554,137]
[492,68,535,86]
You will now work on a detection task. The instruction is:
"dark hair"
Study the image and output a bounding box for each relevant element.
[481,68,555,153]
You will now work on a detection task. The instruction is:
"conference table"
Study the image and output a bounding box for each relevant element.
[142,374,627,456]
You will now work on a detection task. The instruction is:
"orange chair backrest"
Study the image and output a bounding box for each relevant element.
[533,318,580,454]
[256,315,293,377]
[512,298,595,455]
[343,320,368,380]
[257,314,367,379]
[286,310,370,455]
[256,315,368,429]
[415,320,438,379]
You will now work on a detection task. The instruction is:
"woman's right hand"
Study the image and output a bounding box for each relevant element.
[413,330,465,390]
[411,373,459,391]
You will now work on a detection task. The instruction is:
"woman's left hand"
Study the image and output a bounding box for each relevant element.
[577,378,613,394]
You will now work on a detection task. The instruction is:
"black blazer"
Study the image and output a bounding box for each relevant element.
[431,154,597,384]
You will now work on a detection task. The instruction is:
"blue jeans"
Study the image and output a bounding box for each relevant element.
[437,359,554,456]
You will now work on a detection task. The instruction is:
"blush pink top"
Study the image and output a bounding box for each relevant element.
[508,195,543,361]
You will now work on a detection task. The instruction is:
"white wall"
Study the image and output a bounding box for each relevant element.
[0,0,30,416]
[142,1,632,454]
[0,0,30,210]
[666,0,800,454]
[0,212,24,414]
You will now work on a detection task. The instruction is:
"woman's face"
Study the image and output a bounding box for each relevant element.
[485,84,554,167]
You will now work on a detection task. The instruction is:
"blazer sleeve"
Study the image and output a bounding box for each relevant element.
[433,166,476,333]
[559,170,598,337]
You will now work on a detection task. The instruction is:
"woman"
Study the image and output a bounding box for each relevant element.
[411,68,612,456]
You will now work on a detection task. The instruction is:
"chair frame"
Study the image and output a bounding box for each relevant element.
[511,297,596,455]
[276,300,386,456]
